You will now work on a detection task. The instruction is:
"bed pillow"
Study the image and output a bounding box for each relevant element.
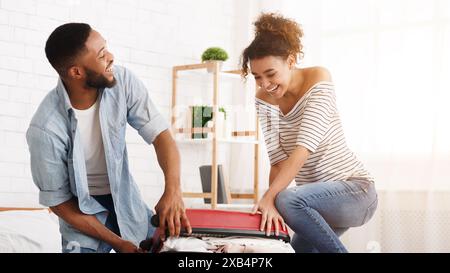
[0,209,61,253]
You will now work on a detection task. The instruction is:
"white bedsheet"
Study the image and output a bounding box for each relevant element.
[0,210,61,253]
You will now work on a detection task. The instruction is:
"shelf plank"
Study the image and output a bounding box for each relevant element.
[182,192,212,198]
[231,193,256,199]
[222,69,242,75]
[173,63,209,71]
[176,138,260,145]
[174,64,244,79]
[175,127,214,134]
[232,131,256,137]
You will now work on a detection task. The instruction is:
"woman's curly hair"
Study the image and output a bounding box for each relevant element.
[240,13,304,78]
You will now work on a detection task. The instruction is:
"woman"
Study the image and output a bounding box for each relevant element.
[241,13,378,253]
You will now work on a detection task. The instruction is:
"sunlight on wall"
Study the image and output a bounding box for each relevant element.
[271,0,450,190]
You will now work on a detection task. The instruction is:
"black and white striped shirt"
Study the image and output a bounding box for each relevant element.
[256,81,374,185]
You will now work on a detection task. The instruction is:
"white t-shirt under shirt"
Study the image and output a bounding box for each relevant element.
[73,96,111,195]
[256,81,374,185]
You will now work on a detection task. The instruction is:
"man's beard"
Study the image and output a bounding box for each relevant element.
[84,68,117,89]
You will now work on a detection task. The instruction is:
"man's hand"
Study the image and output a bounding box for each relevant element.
[154,188,192,241]
[152,130,192,241]
[251,193,287,237]
[113,239,144,253]
[50,198,142,253]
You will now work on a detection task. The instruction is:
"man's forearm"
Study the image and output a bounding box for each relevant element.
[153,130,181,192]
[50,198,122,248]
[162,151,181,192]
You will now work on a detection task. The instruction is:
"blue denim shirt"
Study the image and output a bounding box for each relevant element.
[26,65,169,250]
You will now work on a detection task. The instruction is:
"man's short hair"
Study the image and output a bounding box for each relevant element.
[45,23,92,76]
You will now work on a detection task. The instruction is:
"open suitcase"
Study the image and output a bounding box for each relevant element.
[140,209,291,253]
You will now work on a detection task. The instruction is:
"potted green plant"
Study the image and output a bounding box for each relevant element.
[201,47,228,72]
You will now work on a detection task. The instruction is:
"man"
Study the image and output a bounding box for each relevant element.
[26,23,191,253]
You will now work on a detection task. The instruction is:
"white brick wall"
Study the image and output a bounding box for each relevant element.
[0,0,266,209]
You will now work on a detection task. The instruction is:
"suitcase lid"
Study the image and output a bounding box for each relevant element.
[152,209,290,242]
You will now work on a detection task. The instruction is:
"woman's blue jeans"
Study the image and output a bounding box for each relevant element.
[275,180,378,253]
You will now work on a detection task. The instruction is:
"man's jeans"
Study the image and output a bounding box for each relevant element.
[62,194,154,253]
[275,180,378,253]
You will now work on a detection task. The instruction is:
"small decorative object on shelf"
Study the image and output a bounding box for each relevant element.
[216,107,227,139]
[201,47,228,73]
[219,107,227,120]
[191,105,213,139]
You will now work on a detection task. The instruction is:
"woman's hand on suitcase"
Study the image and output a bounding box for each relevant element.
[154,189,192,241]
[252,194,287,237]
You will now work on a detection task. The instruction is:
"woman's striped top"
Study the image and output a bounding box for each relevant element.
[255,81,374,185]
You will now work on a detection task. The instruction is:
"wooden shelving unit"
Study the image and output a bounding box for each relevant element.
[171,61,260,209]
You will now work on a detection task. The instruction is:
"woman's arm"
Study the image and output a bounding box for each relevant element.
[266,146,310,199]
[254,145,310,236]
[269,164,280,186]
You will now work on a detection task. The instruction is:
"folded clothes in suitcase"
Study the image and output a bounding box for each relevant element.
[140,209,293,253]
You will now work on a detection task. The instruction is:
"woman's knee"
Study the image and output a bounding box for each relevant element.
[275,188,307,215]
[275,189,292,209]
[361,194,378,225]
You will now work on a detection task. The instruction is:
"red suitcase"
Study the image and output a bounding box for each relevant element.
[140,209,290,253]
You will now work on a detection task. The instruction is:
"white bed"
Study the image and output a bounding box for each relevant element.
[0,208,62,253]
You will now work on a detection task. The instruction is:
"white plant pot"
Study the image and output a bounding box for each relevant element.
[205,60,223,73]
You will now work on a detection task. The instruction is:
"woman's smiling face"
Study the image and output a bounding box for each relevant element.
[250,55,293,99]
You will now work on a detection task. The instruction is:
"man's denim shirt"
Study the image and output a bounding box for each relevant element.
[26,65,169,250]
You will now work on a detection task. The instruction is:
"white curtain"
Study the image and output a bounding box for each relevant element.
[258,0,450,252]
